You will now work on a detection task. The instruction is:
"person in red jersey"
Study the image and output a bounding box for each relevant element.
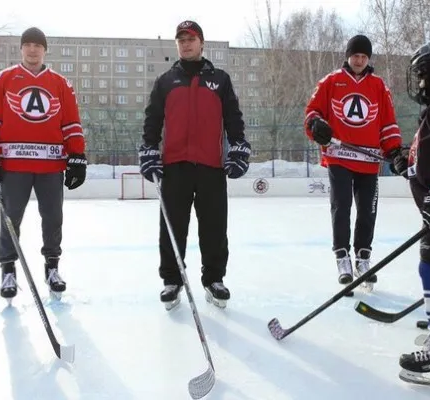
[0,27,87,301]
[304,35,406,291]
[139,21,250,310]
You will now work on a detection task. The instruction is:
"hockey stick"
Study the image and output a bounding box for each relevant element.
[153,175,215,399]
[330,138,387,162]
[354,298,424,323]
[0,199,75,363]
[268,227,428,340]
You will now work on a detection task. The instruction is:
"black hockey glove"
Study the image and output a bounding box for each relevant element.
[65,153,87,190]
[308,117,333,146]
[225,140,251,179]
[423,193,430,228]
[138,144,163,183]
[388,147,409,179]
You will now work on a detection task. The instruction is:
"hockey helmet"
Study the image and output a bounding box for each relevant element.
[407,42,430,105]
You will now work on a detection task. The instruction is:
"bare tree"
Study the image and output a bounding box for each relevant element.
[248,2,346,158]
[398,0,430,51]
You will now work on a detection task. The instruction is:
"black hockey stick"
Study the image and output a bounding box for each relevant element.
[0,200,74,362]
[268,227,428,340]
[153,175,215,399]
[330,138,387,162]
[354,298,424,323]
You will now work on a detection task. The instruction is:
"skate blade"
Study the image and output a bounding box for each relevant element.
[360,282,374,292]
[399,368,430,385]
[50,291,63,301]
[205,289,227,309]
[4,298,13,306]
[164,295,181,311]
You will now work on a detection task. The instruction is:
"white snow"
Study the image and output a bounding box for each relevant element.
[0,195,429,399]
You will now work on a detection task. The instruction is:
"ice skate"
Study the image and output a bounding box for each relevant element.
[354,249,377,292]
[399,334,430,385]
[160,284,183,310]
[45,257,66,301]
[1,262,17,306]
[204,282,230,308]
[335,249,354,296]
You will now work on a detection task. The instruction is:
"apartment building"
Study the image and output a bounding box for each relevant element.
[0,35,266,162]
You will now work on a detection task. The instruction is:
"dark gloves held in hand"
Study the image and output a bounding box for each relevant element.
[308,117,333,146]
[138,144,163,183]
[225,140,252,179]
[65,153,87,190]
[388,147,409,179]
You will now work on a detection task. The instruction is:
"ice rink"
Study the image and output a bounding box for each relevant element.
[0,196,429,399]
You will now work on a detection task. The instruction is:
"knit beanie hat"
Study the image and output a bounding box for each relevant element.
[21,27,47,50]
[345,35,372,59]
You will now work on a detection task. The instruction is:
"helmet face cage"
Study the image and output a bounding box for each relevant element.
[407,44,430,105]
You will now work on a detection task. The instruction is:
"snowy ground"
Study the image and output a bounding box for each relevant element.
[0,197,429,400]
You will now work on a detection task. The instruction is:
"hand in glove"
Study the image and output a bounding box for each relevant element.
[138,144,163,183]
[308,117,333,146]
[225,140,251,179]
[65,154,87,190]
[388,147,409,179]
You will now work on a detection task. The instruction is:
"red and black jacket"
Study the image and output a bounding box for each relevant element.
[143,58,245,168]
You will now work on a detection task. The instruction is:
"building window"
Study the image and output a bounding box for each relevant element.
[10,46,17,54]
[81,79,91,89]
[247,72,258,82]
[116,111,128,120]
[99,64,108,73]
[231,72,239,81]
[81,95,91,104]
[136,48,144,58]
[81,111,90,120]
[99,47,108,57]
[115,95,128,105]
[61,47,73,57]
[250,58,259,66]
[60,63,74,72]
[247,88,259,97]
[147,64,155,72]
[99,110,107,120]
[215,51,224,60]
[248,117,260,127]
[0,62,5,70]
[136,79,144,88]
[136,111,144,120]
[147,80,155,90]
[45,63,53,69]
[82,63,91,73]
[232,57,239,66]
[116,79,128,88]
[116,48,128,57]
[115,64,128,73]
[136,95,144,103]
[82,48,91,57]
[136,65,144,73]
[147,49,154,57]
[99,79,108,89]
[99,95,108,104]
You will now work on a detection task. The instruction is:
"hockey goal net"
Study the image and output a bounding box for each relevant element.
[120,172,146,200]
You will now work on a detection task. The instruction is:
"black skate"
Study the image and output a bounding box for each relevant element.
[204,282,230,308]
[1,262,17,305]
[160,284,183,310]
[399,349,430,385]
[45,257,66,300]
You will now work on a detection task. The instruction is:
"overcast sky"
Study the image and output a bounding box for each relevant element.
[1,0,362,46]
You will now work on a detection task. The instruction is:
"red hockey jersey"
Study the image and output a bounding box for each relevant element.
[304,67,401,174]
[0,64,85,173]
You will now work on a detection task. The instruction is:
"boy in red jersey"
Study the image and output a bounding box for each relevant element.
[304,35,406,291]
[0,27,86,301]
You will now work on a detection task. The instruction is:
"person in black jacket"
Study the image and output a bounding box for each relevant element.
[139,20,250,310]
